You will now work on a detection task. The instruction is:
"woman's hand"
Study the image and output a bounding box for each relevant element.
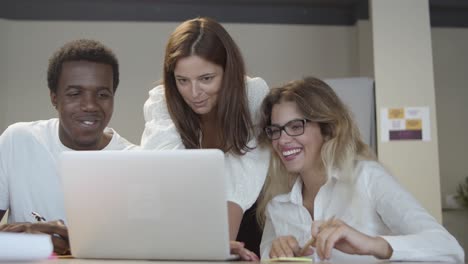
[269,235,314,258]
[311,218,393,260]
[230,240,259,261]
[0,220,70,255]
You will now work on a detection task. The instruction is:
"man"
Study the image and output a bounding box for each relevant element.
[0,39,135,254]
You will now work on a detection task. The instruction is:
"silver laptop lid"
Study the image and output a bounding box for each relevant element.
[60,149,230,260]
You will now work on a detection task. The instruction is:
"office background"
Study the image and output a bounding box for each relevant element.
[0,0,467,254]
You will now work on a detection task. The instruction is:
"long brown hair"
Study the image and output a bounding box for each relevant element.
[163,17,252,155]
[256,77,376,226]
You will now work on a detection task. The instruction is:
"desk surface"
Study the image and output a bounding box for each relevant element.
[19,260,463,264]
[10,260,256,264]
[48,261,253,264]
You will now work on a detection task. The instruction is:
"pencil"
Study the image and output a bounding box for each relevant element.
[299,216,335,256]
[299,236,315,256]
[31,211,46,222]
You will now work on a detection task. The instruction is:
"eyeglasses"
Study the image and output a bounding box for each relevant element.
[264,119,310,140]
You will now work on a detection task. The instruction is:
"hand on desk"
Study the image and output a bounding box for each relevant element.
[0,220,70,255]
[311,218,393,260]
[230,240,259,261]
[269,236,314,258]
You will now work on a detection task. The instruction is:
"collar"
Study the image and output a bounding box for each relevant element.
[271,168,341,205]
[54,119,115,151]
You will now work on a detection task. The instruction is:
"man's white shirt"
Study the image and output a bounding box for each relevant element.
[0,118,136,223]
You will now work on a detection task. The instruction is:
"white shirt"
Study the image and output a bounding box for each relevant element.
[260,160,464,262]
[0,118,136,223]
[141,77,271,211]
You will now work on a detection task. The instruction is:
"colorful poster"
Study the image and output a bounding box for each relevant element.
[380,107,430,142]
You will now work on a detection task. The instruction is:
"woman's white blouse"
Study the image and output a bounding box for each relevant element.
[141,77,271,211]
[260,161,464,262]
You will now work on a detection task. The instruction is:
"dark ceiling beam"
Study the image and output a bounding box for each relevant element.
[430,0,468,28]
[0,0,356,25]
[0,0,365,25]
[0,0,467,28]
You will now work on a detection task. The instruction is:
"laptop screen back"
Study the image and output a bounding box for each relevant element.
[60,149,230,260]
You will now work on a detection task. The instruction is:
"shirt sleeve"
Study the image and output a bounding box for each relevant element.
[246,77,269,126]
[224,76,270,211]
[364,162,465,262]
[141,85,185,150]
[224,143,270,211]
[260,204,277,260]
[0,127,11,211]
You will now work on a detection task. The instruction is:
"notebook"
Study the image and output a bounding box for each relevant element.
[59,149,234,260]
[0,233,53,261]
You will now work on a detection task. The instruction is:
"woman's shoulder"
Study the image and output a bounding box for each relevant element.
[356,160,384,172]
[246,76,269,95]
[144,84,166,109]
[148,83,165,99]
[353,160,396,187]
[245,76,270,119]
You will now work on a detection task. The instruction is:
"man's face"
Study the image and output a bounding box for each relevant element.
[50,60,114,150]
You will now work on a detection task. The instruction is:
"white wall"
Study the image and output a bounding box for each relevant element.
[0,19,6,132]
[2,18,467,218]
[229,23,356,86]
[432,27,468,206]
[0,19,6,224]
[0,20,356,144]
[1,20,173,144]
[371,0,442,221]
[354,20,374,78]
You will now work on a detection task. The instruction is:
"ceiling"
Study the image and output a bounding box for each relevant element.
[1,0,468,27]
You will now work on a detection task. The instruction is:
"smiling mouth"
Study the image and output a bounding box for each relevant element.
[77,119,101,128]
[192,99,207,106]
[282,148,302,158]
[82,120,96,125]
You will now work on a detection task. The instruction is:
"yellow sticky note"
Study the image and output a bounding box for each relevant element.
[388,108,405,119]
[268,257,313,262]
[405,119,422,130]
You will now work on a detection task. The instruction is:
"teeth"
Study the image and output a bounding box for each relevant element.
[82,121,95,125]
[282,149,301,157]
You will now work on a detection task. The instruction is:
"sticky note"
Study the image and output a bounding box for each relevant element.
[388,108,405,119]
[268,257,313,262]
[405,119,422,130]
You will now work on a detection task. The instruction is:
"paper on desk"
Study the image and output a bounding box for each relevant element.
[268,257,313,262]
[0,232,53,261]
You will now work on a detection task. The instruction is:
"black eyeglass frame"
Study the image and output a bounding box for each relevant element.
[264,118,310,140]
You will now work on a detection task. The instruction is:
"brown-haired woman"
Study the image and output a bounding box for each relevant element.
[141,17,270,261]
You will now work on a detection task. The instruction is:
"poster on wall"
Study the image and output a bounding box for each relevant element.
[380,107,431,142]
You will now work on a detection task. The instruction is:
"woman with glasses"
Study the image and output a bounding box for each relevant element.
[255,77,464,262]
[141,17,270,261]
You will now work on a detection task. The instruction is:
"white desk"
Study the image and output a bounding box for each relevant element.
[12,260,464,264]
[15,260,253,264]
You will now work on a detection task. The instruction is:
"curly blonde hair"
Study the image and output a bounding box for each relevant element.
[256,77,375,226]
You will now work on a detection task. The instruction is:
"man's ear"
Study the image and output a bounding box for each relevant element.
[50,90,57,109]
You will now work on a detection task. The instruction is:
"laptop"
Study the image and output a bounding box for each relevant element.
[59,149,234,260]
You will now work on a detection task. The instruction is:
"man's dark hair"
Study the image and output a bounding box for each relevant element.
[47,39,119,93]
